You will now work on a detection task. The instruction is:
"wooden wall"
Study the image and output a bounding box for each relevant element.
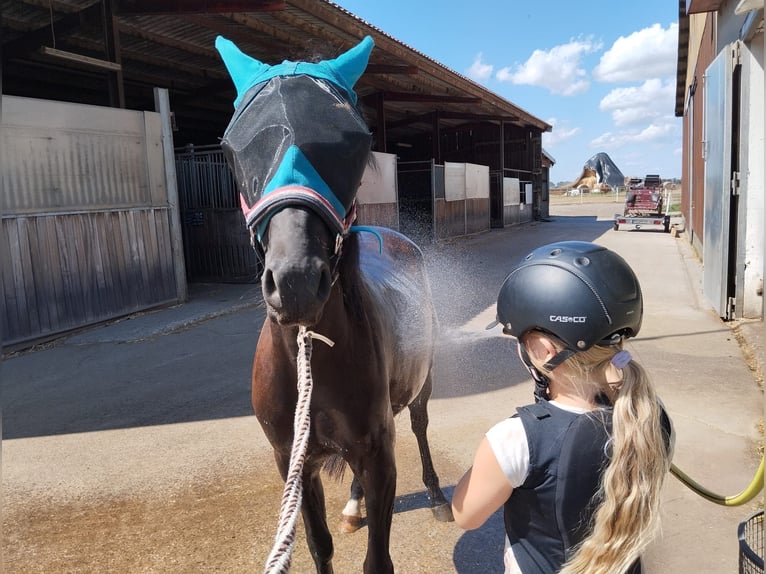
[1,96,180,349]
[1,210,176,345]
[355,203,399,228]
[434,162,491,240]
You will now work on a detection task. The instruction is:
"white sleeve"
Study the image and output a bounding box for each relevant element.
[485,417,530,488]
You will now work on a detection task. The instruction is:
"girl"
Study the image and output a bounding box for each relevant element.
[452,241,673,574]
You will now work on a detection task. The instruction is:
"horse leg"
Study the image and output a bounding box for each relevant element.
[408,372,454,522]
[274,452,335,574]
[300,471,335,574]
[350,438,396,574]
[339,474,365,533]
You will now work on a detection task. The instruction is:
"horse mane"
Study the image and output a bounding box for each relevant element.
[337,232,373,328]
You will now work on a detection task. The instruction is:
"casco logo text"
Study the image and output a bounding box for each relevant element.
[549,315,586,323]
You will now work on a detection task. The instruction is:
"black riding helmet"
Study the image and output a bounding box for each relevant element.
[495,241,642,401]
[496,241,643,351]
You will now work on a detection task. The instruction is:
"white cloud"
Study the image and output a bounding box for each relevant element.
[542,117,580,147]
[599,79,676,126]
[593,23,678,83]
[466,53,493,81]
[590,119,679,148]
[496,38,602,96]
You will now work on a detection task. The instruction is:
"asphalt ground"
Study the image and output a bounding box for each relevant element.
[1,199,763,573]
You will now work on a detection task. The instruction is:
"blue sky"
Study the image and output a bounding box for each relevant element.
[332,1,682,185]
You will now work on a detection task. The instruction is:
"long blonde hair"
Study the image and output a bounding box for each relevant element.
[527,336,672,574]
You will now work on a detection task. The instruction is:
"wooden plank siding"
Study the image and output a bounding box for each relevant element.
[434,199,464,240]
[1,210,177,347]
[355,203,399,229]
[434,198,491,240]
[466,198,490,235]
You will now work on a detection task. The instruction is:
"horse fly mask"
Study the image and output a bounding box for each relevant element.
[216,36,374,262]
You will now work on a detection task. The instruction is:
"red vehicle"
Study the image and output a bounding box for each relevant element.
[614,174,670,232]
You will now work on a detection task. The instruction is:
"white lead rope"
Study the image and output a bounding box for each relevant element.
[263,326,335,574]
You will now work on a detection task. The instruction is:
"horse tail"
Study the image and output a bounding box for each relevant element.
[323,455,347,481]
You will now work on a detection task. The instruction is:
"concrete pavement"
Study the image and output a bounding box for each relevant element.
[1,200,763,573]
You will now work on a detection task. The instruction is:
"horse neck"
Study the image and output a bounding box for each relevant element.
[317,233,369,343]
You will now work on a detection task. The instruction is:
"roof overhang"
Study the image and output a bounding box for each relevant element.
[686,0,724,14]
[1,0,551,146]
[675,0,691,117]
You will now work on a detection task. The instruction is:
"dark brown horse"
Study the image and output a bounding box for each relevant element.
[215,36,453,573]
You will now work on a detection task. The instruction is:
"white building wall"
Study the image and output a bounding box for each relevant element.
[742,31,765,318]
[357,151,397,204]
[717,1,750,50]
[712,2,765,319]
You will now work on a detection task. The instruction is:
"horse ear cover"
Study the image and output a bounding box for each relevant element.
[215,35,374,107]
[495,241,642,351]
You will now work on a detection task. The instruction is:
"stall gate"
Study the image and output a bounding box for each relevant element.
[397,160,496,243]
[175,145,260,283]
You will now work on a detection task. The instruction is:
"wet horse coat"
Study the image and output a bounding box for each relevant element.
[216,36,452,573]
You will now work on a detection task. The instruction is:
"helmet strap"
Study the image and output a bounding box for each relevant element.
[518,343,577,403]
[519,342,550,402]
[542,348,576,372]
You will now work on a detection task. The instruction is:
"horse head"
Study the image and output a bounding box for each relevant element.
[216,36,374,326]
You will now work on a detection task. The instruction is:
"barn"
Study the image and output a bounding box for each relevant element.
[1,0,552,349]
[675,0,764,321]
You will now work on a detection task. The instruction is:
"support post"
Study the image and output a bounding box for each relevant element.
[154,87,188,303]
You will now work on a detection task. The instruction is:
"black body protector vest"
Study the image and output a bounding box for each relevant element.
[504,401,644,574]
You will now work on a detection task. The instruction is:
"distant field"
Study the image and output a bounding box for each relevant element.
[550,188,682,211]
[550,190,629,205]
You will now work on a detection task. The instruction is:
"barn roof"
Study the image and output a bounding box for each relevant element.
[2,0,551,146]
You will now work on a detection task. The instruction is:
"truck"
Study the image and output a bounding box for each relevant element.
[613,174,670,232]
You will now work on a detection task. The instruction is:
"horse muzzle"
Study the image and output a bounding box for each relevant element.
[260,208,335,327]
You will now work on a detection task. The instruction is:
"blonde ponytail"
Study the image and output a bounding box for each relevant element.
[559,352,671,574]
[523,335,671,574]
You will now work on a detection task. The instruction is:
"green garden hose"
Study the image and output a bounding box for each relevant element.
[669,457,764,506]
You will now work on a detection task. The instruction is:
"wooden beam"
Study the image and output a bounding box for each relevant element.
[265,5,346,52]
[2,3,102,61]
[64,35,227,80]
[118,20,217,57]
[374,92,386,153]
[384,112,433,130]
[103,0,126,108]
[365,64,418,75]
[17,0,84,12]
[38,47,122,72]
[180,13,290,57]
[436,111,520,122]
[376,91,482,104]
[115,0,285,15]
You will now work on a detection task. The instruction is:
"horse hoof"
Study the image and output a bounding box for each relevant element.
[431,503,454,523]
[339,514,364,534]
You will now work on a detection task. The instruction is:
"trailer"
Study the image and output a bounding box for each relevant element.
[613,213,671,232]
[614,174,671,232]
